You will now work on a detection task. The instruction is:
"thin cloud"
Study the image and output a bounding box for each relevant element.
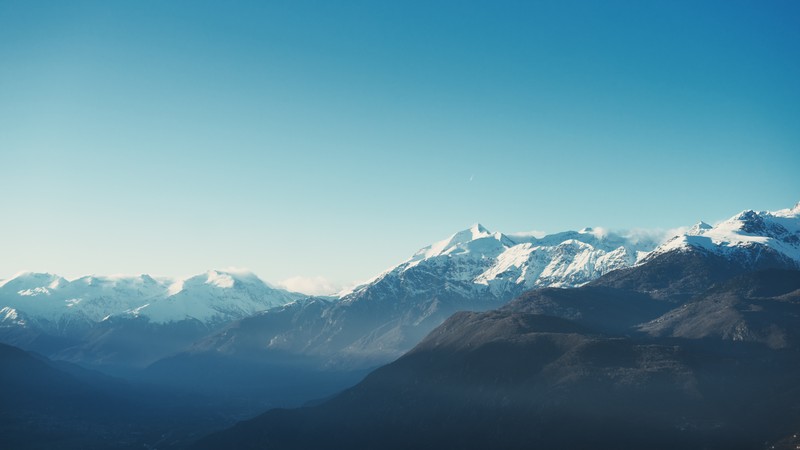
[507,230,548,240]
[277,276,345,296]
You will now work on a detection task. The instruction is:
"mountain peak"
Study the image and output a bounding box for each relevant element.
[402,224,510,264]
[167,269,263,293]
[211,268,262,284]
[8,271,59,281]
[733,209,760,222]
[444,224,487,245]
[646,202,800,265]
[0,272,65,289]
[204,270,238,288]
[688,221,712,234]
[447,223,515,250]
[774,201,800,218]
[451,223,493,243]
[470,223,490,236]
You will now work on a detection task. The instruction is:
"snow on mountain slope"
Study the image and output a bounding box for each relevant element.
[0,270,302,330]
[128,270,300,324]
[645,202,800,267]
[343,224,661,302]
[177,224,666,368]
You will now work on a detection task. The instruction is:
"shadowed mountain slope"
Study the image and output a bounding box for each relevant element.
[195,269,800,450]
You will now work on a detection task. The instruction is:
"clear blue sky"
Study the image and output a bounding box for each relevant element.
[1,0,799,291]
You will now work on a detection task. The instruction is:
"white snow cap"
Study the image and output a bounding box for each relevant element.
[409,224,514,261]
[647,201,800,263]
[340,221,666,298]
[0,269,302,325]
[775,201,800,217]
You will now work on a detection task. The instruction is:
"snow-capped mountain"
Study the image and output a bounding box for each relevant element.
[343,223,660,300]
[6,203,799,372]
[127,270,301,324]
[179,224,664,369]
[593,202,800,301]
[644,202,800,268]
[0,269,302,331]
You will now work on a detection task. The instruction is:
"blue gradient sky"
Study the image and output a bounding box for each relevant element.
[1,1,799,290]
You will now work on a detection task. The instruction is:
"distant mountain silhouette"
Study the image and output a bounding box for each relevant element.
[0,342,247,449]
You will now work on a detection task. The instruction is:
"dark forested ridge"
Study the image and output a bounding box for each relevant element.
[196,265,800,449]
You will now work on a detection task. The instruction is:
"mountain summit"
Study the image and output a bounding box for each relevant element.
[0,269,300,329]
[406,223,515,261]
[646,203,800,268]
[0,270,304,368]
[173,223,663,373]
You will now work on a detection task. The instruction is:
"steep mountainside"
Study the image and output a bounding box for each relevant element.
[193,205,800,449]
[596,203,800,300]
[503,204,800,337]
[167,224,659,370]
[155,205,800,405]
[650,203,800,264]
[639,270,800,348]
[344,223,659,297]
[0,270,302,367]
[0,269,300,328]
[140,224,661,410]
[195,269,800,450]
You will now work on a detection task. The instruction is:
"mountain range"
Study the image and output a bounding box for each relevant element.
[2,202,800,449]
[0,269,301,328]
[194,200,800,449]
[199,268,800,449]
[149,202,800,378]
[0,224,662,371]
